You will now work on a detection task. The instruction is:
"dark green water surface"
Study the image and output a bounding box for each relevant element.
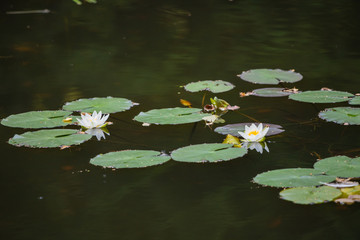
[1,0,360,239]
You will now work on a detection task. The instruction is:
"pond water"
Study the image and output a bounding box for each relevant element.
[1,0,360,239]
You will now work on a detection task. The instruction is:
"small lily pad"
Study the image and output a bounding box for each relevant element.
[349,96,360,105]
[314,156,360,178]
[1,110,73,129]
[63,97,137,114]
[289,90,353,103]
[318,107,360,125]
[171,143,247,163]
[253,168,336,188]
[134,107,211,125]
[251,88,294,97]
[238,69,303,85]
[280,186,342,205]
[184,80,235,93]
[90,150,171,168]
[214,123,284,137]
[8,129,92,148]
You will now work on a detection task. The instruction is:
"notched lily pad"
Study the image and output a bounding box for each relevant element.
[349,96,360,105]
[314,156,360,178]
[63,97,137,114]
[253,168,336,188]
[289,90,353,103]
[171,143,247,163]
[1,110,73,129]
[280,186,342,205]
[184,80,235,93]
[238,69,303,85]
[319,107,360,125]
[251,88,294,97]
[8,129,92,148]
[215,123,284,137]
[134,107,211,125]
[90,150,171,168]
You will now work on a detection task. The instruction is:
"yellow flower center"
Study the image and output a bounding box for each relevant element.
[248,130,259,136]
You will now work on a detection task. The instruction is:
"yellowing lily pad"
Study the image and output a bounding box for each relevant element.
[318,107,360,125]
[214,123,284,137]
[313,156,360,178]
[238,69,303,85]
[280,186,342,205]
[184,80,235,93]
[90,150,171,168]
[171,143,247,163]
[1,110,73,129]
[289,90,353,103]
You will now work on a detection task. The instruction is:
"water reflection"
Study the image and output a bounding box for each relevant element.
[242,141,269,154]
[85,127,110,141]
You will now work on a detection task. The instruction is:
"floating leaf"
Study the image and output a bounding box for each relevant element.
[215,123,284,137]
[222,134,241,147]
[318,107,360,125]
[134,107,211,125]
[314,156,360,178]
[280,186,342,205]
[90,150,171,168]
[349,96,360,105]
[251,88,294,97]
[171,143,247,163]
[253,168,336,188]
[1,110,73,129]
[237,69,303,85]
[184,80,235,93]
[289,90,353,103]
[341,186,360,197]
[8,129,92,148]
[63,97,136,114]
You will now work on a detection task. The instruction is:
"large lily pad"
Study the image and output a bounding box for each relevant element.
[63,97,136,114]
[314,156,360,178]
[8,129,92,148]
[253,168,336,188]
[349,96,360,105]
[1,110,73,129]
[280,186,342,205]
[184,80,235,93]
[171,143,247,163]
[318,107,360,125]
[289,90,353,103]
[214,123,284,137]
[90,150,171,169]
[134,107,211,125]
[237,69,303,85]
[251,88,294,97]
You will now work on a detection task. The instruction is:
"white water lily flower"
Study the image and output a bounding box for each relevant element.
[77,111,109,129]
[238,123,269,142]
[85,128,110,141]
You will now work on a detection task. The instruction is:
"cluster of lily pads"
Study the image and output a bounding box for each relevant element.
[2,68,359,205]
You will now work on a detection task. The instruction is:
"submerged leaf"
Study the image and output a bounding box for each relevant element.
[251,88,294,97]
[184,80,235,93]
[318,107,360,125]
[215,123,284,137]
[289,90,353,103]
[238,69,303,85]
[280,186,342,205]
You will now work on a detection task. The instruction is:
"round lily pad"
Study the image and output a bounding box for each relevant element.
[314,156,360,178]
[90,150,171,169]
[237,69,303,85]
[349,96,360,105]
[251,88,294,97]
[8,129,92,148]
[184,80,235,93]
[280,186,342,205]
[253,168,336,188]
[214,123,284,137]
[319,107,360,125]
[63,97,137,114]
[1,110,73,129]
[171,143,247,163]
[133,107,211,125]
[289,90,353,103]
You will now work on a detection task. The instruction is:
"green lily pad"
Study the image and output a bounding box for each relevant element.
[8,129,92,148]
[253,168,336,188]
[289,90,353,103]
[1,110,73,129]
[184,80,235,93]
[214,123,284,137]
[314,156,360,178]
[63,97,137,114]
[90,150,171,169]
[319,107,360,125]
[237,69,303,85]
[280,186,342,205]
[133,107,211,125]
[171,143,247,163]
[251,88,294,97]
[349,96,360,105]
